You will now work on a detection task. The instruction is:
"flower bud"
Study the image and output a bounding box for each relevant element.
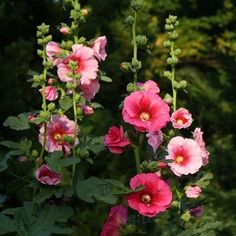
[165,24,174,31]
[163,71,172,79]
[120,62,132,72]
[81,9,89,16]
[60,26,71,35]
[177,80,187,89]
[126,83,137,93]
[164,93,173,104]
[125,15,135,25]
[163,40,172,48]
[131,58,142,70]
[136,34,147,47]
[130,0,144,11]
[31,149,39,158]
[168,130,175,137]
[181,211,191,222]
[174,48,181,56]
[170,31,178,40]
[48,102,55,111]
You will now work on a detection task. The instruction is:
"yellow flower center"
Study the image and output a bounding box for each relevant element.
[175,155,184,164]
[141,194,151,204]
[140,112,150,122]
[176,119,184,125]
[54,133,62,141]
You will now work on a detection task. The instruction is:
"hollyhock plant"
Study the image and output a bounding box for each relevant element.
[126,173,172,217]
[92,36,107,61]
[166,136,203,176]
[137,80,160,93]
[104,126,131,154]
[35,164,61,185]
[122,91,170,132]
[80,79,100,101]
[57,44,98,85]
[185,186,202,198]
[39,86,58,101]
[39,115,78,154]
[46,41,62,65]
[170,108,193,129]
[146,130,163,153]
[192,128,209,166]
[100,205,127,236]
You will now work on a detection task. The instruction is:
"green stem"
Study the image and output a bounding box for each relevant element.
[132,10,138,84]
[170,42,177,112]
[134,146,141,173]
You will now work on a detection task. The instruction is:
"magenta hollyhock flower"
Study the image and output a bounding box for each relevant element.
[185,186,202,198]
[192,128,209,166]
[57,44,98,85]
[170,108,193,129]
[82,105,94,115]
[166,136,203,176]
[35,164,61,185]
[92,36,107,61]
[126,173,172,217]
[46,41,62,65]
[122,91,170,132]
[100,205,127,236]
[39,86,58,101]
[59,26,70,35]
[146,130,163,153]
[39,115,78,154]
[104,126,131,154]
[80,79,100,101]
[137,80,160,93]
[190,205,204,217]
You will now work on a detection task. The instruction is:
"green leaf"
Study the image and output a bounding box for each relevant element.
[0,140,21,149]
[34,188,55,204]
[196,172,213,188]
[0,215,17,235]
[88,136,105,154]
[59,96,73,111]
[90,102,103,109]
[0,153,12,172]
[3,113,30,130]
[100,75,112,82]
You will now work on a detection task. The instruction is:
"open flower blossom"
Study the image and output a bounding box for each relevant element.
[104,126,131,154]
[82,105,94,115]
[57,44,98,85]
[46,41,62,65]
[80,79,100,101]
[100,205,127,236]
[126,173,172,217]
[146,130,163,153]
[192,128,209,166]
[122,91,170,132]
[39,115,79,154]
[35,164,61,185]
[137,80,160,94]
[170,108,193,129]
[92,36,107,61]
[166,136,203,176]
[185,186,202,198]
[39,86,58,101]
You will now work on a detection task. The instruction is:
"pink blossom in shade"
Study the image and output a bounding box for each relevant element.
[57,44,98,85]
[146,130,163,153]
[190,205,204,217]
[170,108,193,129]
[137,80,160,94]
[185,186,202,198]
[93,36,107,61]
[39,115,79,154]
[28,114,37,122]
[18,156,28,162]
[122,91,170,132]
[104,126,131,154]
[166,136,203,176]
[46,41,62,65]
[100,205,127,236]
[192,128,209,166]
[80,79,100,101]
[47,78,56,85]
[59,26,70,35]
[126,173,172,218]
[159,162,168,169]
[39,86,58,101]
[35,164,61,186]
[82,105,94,115]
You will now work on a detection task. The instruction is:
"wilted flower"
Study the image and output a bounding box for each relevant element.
[92,36,107,61]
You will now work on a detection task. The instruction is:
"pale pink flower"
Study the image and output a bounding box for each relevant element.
[190,205,204,217]
[185,186,202,198]
[82,105,94,115]
[122,91,170,132]
[60,26,70,35]
[146,130,163,153]
[137,80,160,93]
[93,36,107,61]
[57,44,98,85]
[100,205,127,236]
[39,115,78,154]
[166,136,203,176]
[104,126,131,154]
[80,79,100,101]
[192,128,209,166]
[170,108,193,129]
[46,41,62,65]
[126,173,172,217]
[35,164,61,185]
[39,86,58,101]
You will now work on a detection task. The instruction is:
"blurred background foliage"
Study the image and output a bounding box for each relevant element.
[0,0,236,235]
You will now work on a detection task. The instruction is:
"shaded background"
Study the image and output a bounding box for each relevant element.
[0,0,236,235]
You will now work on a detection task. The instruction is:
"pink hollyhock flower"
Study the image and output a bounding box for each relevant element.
[57,44,98,85]
[92,36,107,61]
[192,128,209,166]
[166,136,203,176]
[122,91,170,132]
[100,205,127,236]
[185,186,202,198]
[46,41,62,65]
[170,108,193,129]
[35,164,61,185]
[146,130,163,153]
[137,80,160,93]
[190,205,204,217]
[104,126,131,154]
[39,115,78,154]
[39,86,58,101]
[80,79,100,101]
[82,105,94,115]
[159,162,167,169]
[126,173,172,217]
[60,26,70,35]
[47,78,57,85]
